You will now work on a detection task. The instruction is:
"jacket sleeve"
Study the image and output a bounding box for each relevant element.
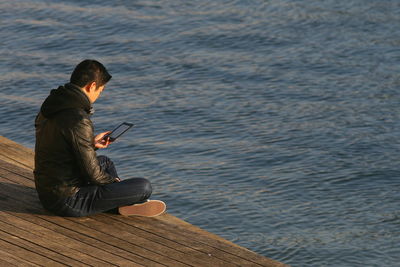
[68,117,115,185]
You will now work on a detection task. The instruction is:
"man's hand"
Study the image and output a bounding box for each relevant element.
[94,131,112,149]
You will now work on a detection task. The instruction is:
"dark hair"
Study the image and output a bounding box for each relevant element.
[70,59,112,89]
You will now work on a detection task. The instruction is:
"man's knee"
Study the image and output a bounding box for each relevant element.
[121,177,152,200]
[139,178,152,198]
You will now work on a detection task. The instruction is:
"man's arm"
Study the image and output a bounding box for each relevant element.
[68,118,115,185]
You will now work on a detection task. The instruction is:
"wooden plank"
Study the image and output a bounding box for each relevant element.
[0,161,238,266]
[0,259,17,267]
[69,216,212,267]
[4,212,151,267]
[0,259,16,267]
[0,213,122,267]
[0,169,163,267]
[0,177,167,267]
[95,214,237,266]
[0,245,39,266]
[112,214,283,267]
[0,136,34,170]
[0,191,185,267]
[0,212,179,267]
[0,174,201,267]
[157,212,245,249]
[100,214,261,267]
[0,232,66,266]
[0,164,245,266]
[0,256,18,267]
[0,249,34,267]
[0,220,97,267]
[0,167,245,267]
[0,160,35,186]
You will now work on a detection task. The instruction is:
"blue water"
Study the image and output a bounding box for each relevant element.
[1,0,400,266]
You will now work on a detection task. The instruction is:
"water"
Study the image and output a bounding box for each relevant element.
[1,0,400,266]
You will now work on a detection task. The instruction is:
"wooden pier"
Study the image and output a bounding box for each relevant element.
[0,135,288,266]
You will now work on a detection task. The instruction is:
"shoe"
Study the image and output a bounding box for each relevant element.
[118,200,166,217]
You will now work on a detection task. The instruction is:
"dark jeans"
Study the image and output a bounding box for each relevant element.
[53,156,152,217]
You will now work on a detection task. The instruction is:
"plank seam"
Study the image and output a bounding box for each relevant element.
[0,152,32,169]
[0,217,117,267]
[0,248,40,266]
[64,218,194,267]
[103,215,244,266]
[4,211,149,267]
[0,232,69,266]
[108,215,266,266]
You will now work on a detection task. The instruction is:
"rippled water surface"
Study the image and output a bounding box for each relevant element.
[1,0,400,266]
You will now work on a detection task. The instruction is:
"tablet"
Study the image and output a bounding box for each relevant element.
[105,122,134,142]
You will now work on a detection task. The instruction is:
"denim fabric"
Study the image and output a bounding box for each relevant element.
[50,156,152,217]
[98,155,119,178]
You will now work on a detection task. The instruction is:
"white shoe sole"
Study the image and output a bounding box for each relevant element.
[118,200,166,217]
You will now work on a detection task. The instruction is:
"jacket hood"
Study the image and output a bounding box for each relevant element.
[40,83,93,118]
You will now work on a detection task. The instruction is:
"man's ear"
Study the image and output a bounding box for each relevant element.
[84,82,97,93]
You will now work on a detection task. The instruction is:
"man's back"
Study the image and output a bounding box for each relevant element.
[34,83,113,206]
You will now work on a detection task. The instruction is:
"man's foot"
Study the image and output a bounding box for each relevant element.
[118,200,166,217]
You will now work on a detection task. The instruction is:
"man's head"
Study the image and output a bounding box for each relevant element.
[70,59,112,103]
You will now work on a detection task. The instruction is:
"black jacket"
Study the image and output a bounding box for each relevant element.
[34,83,114,204]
